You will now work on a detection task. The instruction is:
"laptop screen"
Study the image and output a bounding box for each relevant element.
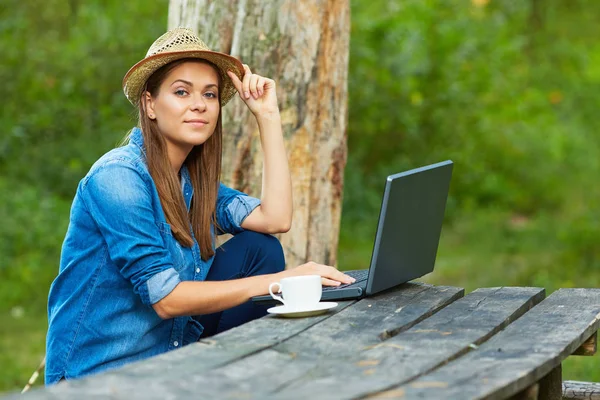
[365,160,453,296]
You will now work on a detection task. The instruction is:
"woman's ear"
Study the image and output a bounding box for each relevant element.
[144,91,156,120]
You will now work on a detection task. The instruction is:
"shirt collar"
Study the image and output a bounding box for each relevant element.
[130,127,145,152]
[180,164,192,187]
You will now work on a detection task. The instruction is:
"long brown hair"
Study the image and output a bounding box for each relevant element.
[138,58,222,260]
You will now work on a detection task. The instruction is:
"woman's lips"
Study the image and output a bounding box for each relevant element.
[185,119,209,127]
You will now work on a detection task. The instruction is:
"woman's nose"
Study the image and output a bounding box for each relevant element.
[190,95,207,112]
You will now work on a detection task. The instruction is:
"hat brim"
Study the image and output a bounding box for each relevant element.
[122,50,244,107]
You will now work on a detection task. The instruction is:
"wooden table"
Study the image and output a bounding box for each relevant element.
[14,283,600,400]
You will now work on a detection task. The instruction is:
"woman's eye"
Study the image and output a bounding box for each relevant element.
[175,89,187,96]
[205,92,217,98]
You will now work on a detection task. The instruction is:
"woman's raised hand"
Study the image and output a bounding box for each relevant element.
[227,65,279,117]
[281,261,357,287]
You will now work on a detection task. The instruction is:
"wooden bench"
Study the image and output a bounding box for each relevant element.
[10,283,600,399]
[563,380,600,399]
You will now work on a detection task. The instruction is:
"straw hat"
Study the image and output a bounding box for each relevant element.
[122,28,244,107]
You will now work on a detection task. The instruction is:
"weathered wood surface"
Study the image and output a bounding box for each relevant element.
[538,365,562,400]
[13,286,599,400]
[15,300,356,399]
[160,283,463,399]
[168,0,350,269]
[573,331,597,356]
[271,287,544,399]
[267,282,465,356]
[562,380,600,400]
[394,288,600,400]
[508,383,538,400]
[17,282,461,399]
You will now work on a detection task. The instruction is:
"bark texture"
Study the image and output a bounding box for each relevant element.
[168,0,350,267]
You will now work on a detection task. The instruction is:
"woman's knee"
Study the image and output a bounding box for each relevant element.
[236,230,285,273]
[261,234,285,273]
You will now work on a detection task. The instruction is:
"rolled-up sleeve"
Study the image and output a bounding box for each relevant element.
[145,269,180,305]
[216,183,261,234]
[81,161,180,306]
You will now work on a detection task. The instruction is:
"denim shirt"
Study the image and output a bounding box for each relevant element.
[45,127,260,384]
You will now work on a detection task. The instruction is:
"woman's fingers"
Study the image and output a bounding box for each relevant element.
[227,70,242,93]
[229,64,271,103]
[321,278,342,287]
[242,64,252,99]
[299,262,356,285]
[324,267,356,285]
[249,73,260,99]
[256,76,266,97]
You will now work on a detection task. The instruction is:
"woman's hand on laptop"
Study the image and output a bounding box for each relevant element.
[281,261,356,287]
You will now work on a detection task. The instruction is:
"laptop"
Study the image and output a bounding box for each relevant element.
[252,160,453,305]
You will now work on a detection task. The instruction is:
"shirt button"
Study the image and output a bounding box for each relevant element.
[196,268,200,273]
[173,341,179,347]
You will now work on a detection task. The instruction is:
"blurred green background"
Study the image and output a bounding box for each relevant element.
[1,0,599,393]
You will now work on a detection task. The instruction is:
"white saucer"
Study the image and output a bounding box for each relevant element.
[267,302,338,318]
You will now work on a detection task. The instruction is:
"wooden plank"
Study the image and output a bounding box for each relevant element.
[18,299,357,400]
[180,282,464,399]
[270,286,544,399]
[393,288,600,400]
[67,285,538,400]
[563,380,600,400]
[572,331,597,356]
[19,282,461,399]
[272,281,465,357]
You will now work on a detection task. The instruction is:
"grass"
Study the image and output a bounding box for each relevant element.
[0,311,47,394]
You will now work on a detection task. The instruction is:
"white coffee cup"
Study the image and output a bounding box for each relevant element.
[268,275,322,311]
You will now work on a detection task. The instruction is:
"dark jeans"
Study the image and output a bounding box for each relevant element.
[195,230,285,338]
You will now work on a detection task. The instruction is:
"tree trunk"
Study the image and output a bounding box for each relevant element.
[168,0,350,268]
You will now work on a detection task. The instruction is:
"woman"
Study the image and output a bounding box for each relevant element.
[45,28,354,384]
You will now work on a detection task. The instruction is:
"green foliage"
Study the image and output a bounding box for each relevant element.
[345,0,600,218]
[0,1,168,391]
[0,0,168,197]
[0,178,70,313]
[0,0,168,306]
[0,311,47,390]
[1,0,600,393]
[341,0,600,385]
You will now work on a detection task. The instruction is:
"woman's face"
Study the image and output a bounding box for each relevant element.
[145,61,221,155]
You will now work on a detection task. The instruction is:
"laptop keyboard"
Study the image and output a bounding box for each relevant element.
[322,269,369,291]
